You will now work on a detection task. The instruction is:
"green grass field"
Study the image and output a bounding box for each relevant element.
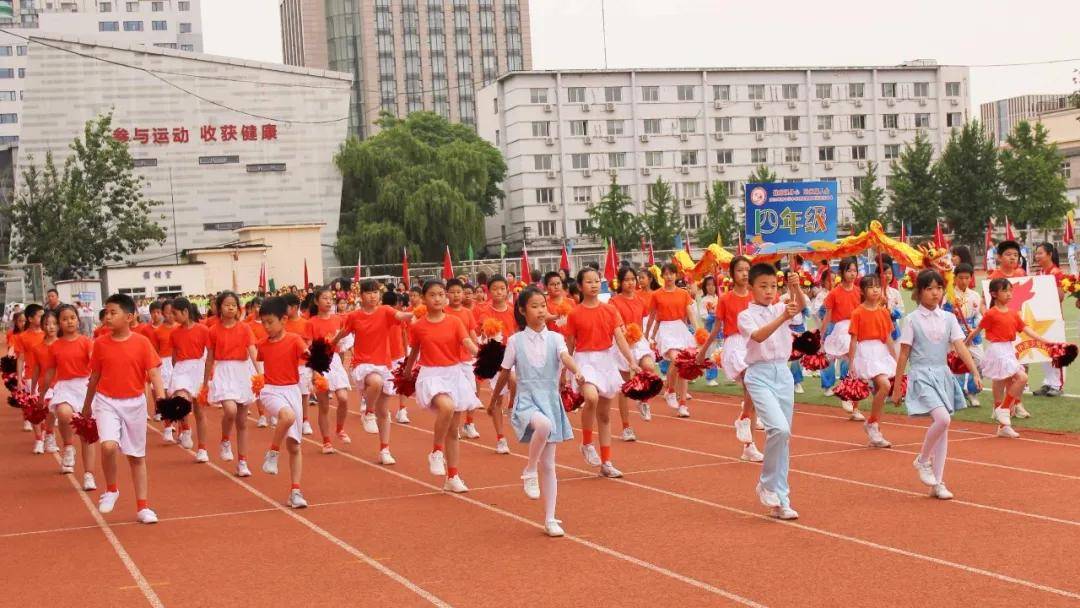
[694,297,1080,434]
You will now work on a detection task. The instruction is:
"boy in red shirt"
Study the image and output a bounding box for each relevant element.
[82,294,164,523]
[445,278,481,438]
[283,293,314,435]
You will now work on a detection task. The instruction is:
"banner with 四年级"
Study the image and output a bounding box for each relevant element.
[744,181,838,249]
[981,275,1065,364]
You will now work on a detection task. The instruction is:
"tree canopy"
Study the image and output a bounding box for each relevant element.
[697,181,739,247]
[849,161,885,233]
[886,131,939,235]
[639,177,682,250]
[998,120,1070,231]
[583,177,641,251]
[936,120,1004,242]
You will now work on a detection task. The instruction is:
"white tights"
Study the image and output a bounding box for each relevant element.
[918,407,951,484]
[524,412,558,523]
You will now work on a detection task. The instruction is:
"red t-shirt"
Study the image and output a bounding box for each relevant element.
[135,323,158,350]
[90,333,161,399]
[208,322,256,361]
[989,267,1026,279]
[565,303,622,352]
[545,296,575,332]
[170,323,210,362]
[33,340,56,388]
[650,288,692,322]
[445,306,477,361]
[475,302,518,340]
[153,323,176,358]
[93,325,110,339]
[257,333,307,386]
[387,317,406,360]
[284,317,309,342]
[718,290,752,337]
[979,307,1026,343]
[848,305,893,342]
[18,329,45,378]
[245,318,268,342]
[824,284,861,322]
[345,306,400,366]
[305,314,343,343]
[610,293,647,326]
[408,315,468,367]
[48,335,93,381]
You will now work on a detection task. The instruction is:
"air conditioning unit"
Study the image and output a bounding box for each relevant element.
[753,100,763,110]
[885,98,896,107]
[641,167,651,176]
[788,132,797,140]
[822,130,832,140]
[583,168,592,177]
[584,135,593,145]
[543,104,552,113]
[546,169,556,179]
[789,163,799,171]
[713,99,724,109]
[949,98,959,106]
[918,98,927,106]
[856,160,866,169]
[678,166,690,174]
[824,162,834,170]
[604,102,615,112]
[639,134,649,143]
[608,168,618,177]
[581,103,591,112]
[754,132,764,141]
[888,129,897,137]
[547,203,559,213]
[787,100,797,109]
[605,135,615,144]
[679,133,689,142]
[853,99,863,107]
[544,136,555,146]
[854,129,864,138]
[716,165,726,173]
[712,132,724,141]
[683,199,693,208]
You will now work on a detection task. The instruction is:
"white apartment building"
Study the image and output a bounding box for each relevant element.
[477,62,970,255]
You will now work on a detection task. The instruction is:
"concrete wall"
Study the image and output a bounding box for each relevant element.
[100,263,206,299]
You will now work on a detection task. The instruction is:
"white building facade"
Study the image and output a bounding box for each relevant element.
[477,62,970,255]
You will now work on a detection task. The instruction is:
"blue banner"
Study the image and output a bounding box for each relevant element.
[744,181,838,249]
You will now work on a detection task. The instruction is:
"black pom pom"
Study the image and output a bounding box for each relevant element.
[793,330,821,356]
[3,376,17,391]
[306,338,334,374]
[473,340,506,380]
[0,355,16,375]
[7,393,21,409]
[156,395,192,422]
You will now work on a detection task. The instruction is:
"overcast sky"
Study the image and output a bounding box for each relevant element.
[204,0,1079,108]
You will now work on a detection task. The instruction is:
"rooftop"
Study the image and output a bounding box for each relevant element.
[493,61,960,82]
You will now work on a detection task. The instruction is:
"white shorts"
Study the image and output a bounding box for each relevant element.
[415,365,481,411]
[92,393,148,457]
[615,338,654,373]
[324,353,351,392]
[298,365,313,394]
[49,377,89,413]
[574,350,622,400]
[352,363,394,396]
[208,360,256,405]
[655,320,694,356]
[160,356,174,387]
[721,333,749,381]
[338,333,354,353]
[851,340,896,380]
[169,358,205,397]
[980,341,1024,381]
[260,384,303,443]
[823,320,852,359]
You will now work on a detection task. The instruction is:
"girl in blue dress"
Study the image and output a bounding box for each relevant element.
[891,270,982,500]
[490,286,585,538]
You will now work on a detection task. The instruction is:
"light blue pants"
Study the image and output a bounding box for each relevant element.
[789,360,803,384]
[820,358,848,390]
[744,361,795,507]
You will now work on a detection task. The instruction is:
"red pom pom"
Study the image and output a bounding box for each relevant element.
[1049,343,1078,369]
[250,374,265,395]
[673,348,710,380]
[834,377,871,402]
[561,383,584,413]
[801,352,829,371]
[72,414,99,444]
[390,360,418,397]
[21,392,47,424]
[620,369,664,401]
[946,351,970,374]
[890,374,907,400]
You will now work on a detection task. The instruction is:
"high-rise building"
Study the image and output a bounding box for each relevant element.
[980,93,1071,145]
[282,0,532,138]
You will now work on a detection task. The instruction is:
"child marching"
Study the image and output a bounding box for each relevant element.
[648,263,697,418]
[610,266,659,439]
[166,297,210,459]
[38,307,95,487]
[847,275,896,447]
[444,278,482,440]
[821,257,862,417]
[474,275,519,453]
[950,263,984,407]
[283,293,314,436]
[307,287,352,452]
[203,291,260,475]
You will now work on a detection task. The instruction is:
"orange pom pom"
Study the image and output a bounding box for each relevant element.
[710,350,722,364]
[197,384,209,406]
[624,322,643,345]
[556,300,573,317]
[695,327,709,346]
[412,304,427,318]
[481,317,504,338]
[250,374,265,395]
[312,372,329,393]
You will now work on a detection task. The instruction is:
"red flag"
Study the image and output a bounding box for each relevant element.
[353,249,361,282]
[933,221,949,250]
[401,247,410,289]
[559,244,570,272]
[647,239,655,267]
[1065,212,1075,245]
[736,232,745,256]
[258,262,267,293]
[442,246,454,280]
[984,219,994,252]
[603,239,617,283]
[303,258,309,288]
[520,246,531,283]
[1004,217,1015,241]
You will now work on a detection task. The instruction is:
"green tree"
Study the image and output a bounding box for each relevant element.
[697,181,739,247]
[5,113,166,279]
[886,131,939,235]
[999,120,1070,232]
[848,161,886,232]
[936,120,1004,242]
[334,112,505,265]
[748,165,777,183]
[638,177,682,250]
[584,177,640,251]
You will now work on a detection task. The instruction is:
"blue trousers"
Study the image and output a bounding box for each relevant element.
[744,361,795,507]
[789,360,804,384]
[820,358,849,390]
[954,373,978,396]
[704,316,718,382]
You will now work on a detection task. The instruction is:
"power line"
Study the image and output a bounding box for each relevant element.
[967,58,1080,68]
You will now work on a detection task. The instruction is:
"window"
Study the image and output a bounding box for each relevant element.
[683,182,701,198]
[645,151,663,167]
[100,1,111,11]
[946,112,963,128]
[850,114,867,130]
[0,47,10,57]
[851,145,867,160]
[678,117,697,134]
[152,20,167,31]
[574,219,592,234]
[852,176,865,192]
[608,152,626,168]
[815,84,832,99]
[533,155,552,171]
[881,82,897,97]
[179,22,192,33]
[885,175,896,191]
[724,181,740,197]
[747,84,765,100]
[713,117,731,133]
[715,149,733,164]
[750,148,768,164]
[915,113,931,128]
[151,1,164,11]
[569,120,588,136]
[538,221,557,237]
[99,21,119,31]
[123,20,144,31]
[571,153,590,169]
[782,84,799,99]
[125,1,138,10]
[684,214,702,230]
[783,116,799,131]
[16,45,26,56]
[749,116,766,132]
[180,44,194,52]
[913,82,929,97]
[567,87,585,103]
[606,120,624,135]
[817,115,833,131]
[818,146,835,162]
[604,86,622,102]
[882,114,899,129]
[677,85,695,101]
[0,113,18,124]
[642,118,661,135]
[713,84,730,101]
[492,98,499,113]
[179,1,190,10]
[494,130,500,145]
[640,86,658,102]
[680,150,698,166]
[883,144,900,159]
[17,68,24,78]
[848,83,865,98]
[0,91,15,101]
[531,121,549,137]
[535,188,555,204]
[529,88,548,103]
[945,82,961,97]
[573,187,592,204]
[0,69,12,79]
[1061,160,1071,180]
[784,147,801,163]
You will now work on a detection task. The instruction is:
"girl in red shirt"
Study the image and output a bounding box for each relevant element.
[544,272,575,333]
[203,291,259,475]
[1033,242,1066,399]
[475,275,518,454]
[966,278,1051,438]
[611,267,658,437]
[18,304,46,452]
[446,278,482,439]
[402,280,480,493]
[847,275,896,447]
[566,267,638,478]
[41,305,96,486]
[33,310,60,456]
[647,263,696,416]
[822,257,861,416]
[307,287,352,453]
[168,297,211,461]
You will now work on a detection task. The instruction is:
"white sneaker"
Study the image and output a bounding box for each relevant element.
[22,419,32,432]
[664,392,679,410]
[337,430,352,445]
[98,490,120,514]
[966,395,980,408]
[428,450,447,476]
[706,379,719,387]
[997,425,1020,439]
[162,427,176,443]
[864,422,892,448]
[136,508,158,524]
[754,418,765,431]
[580,444,601,467]
[262,450,279,475]
[544,519,565,537]
[219,440,233,462]
[521,471,540,499]
[769,506,799,520]
[993,407,1011,426]
[321,442,336,455]
[194,448,209,463]
[677,405,690,418]
[1013,404,1031,419]
[302,420,313,435]
[841,400,854,413]
[270,417,278,428]
[734,416,753,444]
[930,484,954,500]
[44,434,58,453]
[443,475,469,493]
[395,408,410,424]
[362,413,378,434]
[823,388,835,397]
[463,422,481,439]
[256,416,268,428]
[288,488,308,508]
[378,448,396,465]
[849,409,865,421]
[178,430,193,450]
[756,482,781,508]
[236,460,252,477]
[794,383,804,394]
[913,457,937,486]
[495,437,510,454]
[741,443,764,462]
[638,401,652,421]
[60,445,75,473]
[82,473,97,491]
[620,427,637,442]
[32,439,44,454]
[600,461,623,478]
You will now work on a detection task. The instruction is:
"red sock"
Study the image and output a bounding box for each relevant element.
[44,429,54,436]
[136,499,148,511]
[739,412,751,420]
[291,483,300,490]
[336,424,344,433]
[867,415,879,424]
[432,444,443,453]
[582,429,593,445]
[447,466,459,478]
[622,422,630,430]
[600,445,611,462]
[303,415,309,422]
[1000,395,1015,409]
[107,484,118,493]
[465,414,474,424]
[237,454,245,462]
[269,443,279,452]
[323,435,333,444]
[180,422,190,431]
[221,434,230,443]
[380,442,389,450]
[197,443,206,450]
[496,434,504,441]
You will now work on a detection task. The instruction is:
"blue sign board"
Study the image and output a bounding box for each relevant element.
[744,181,838,248]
